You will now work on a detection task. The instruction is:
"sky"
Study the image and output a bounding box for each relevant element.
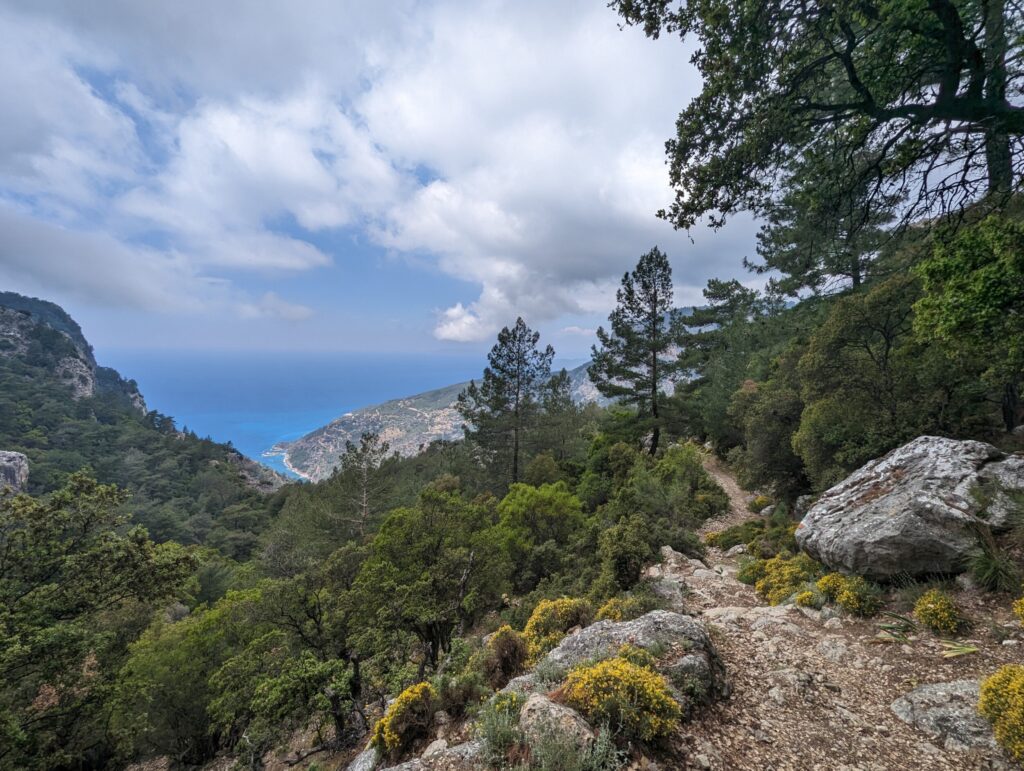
[0,0,759,359]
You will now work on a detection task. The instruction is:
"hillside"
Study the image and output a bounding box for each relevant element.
[272,362,604,481]
[0,292,287,557]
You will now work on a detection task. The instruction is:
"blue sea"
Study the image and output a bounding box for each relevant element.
[97,350,487,478]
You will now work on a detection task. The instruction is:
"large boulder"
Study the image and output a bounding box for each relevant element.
[380,740,482,770]
[796,436,1024,580]
[0,451,29,494]
[539,610,727,707]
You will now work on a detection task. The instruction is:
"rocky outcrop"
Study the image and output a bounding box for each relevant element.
[540,610,727,706]
[890,681,1007,761]
[0,451,29,494]
[796,436,1024,580]
[379,740,482,770]
[518,694,594,750]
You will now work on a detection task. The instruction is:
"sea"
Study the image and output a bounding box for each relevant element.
[97,349,488,479]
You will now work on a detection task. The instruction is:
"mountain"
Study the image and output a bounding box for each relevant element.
[269,362,604,481]
[0,292,287,557]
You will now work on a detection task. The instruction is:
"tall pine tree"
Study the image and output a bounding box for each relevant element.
[589,247,678,454]
[457,318,554,485]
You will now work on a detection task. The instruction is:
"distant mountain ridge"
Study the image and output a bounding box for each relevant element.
[268,362,604,481]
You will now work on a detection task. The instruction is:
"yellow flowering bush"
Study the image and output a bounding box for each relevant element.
[754,553,821,605]
[816,572,882,617]
[913,589,962,634]
[616,643,658,671]
[795,590,821,608]
[562,657,681,742]
[1013,597,1024,626]
[748,494,772,514]
[595,594,656,622]
[370,681,437,758]
[523,597,592,660]
[979,665,1024,762]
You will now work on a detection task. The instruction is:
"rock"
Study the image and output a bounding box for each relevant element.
[422,739,448,758]
[796,436,1024,579]
[794,495,814,517]
[890,681,1004,757]
[760,505,776,518]
[500,672,541,695]
[724,544,747,557]
[0,451,29,494]
[380,740,482,771]
[816,636,849,663]
[518,694,594,750]
[539,611,726,704]
[347,746,379,771]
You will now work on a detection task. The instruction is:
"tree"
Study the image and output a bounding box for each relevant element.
[750,146,899,295]
[590,247,678,454]
[354,487,510,676]
[457,318,554,485]
[334,433,395,539]
[0,474,193,769]
[914,214,1024,429]
[612,0,1024,231]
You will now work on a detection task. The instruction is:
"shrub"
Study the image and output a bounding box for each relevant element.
[746,517,799,559]
[754,553,821,605]
[971,544,1022,593]
[595,592,661,623]
[481,625,529,689]
[433,669,488,718]
[478,692,525,766]
[615,643,658,671]
[562,657,681,743]
[979,665,1024,762]
[1014,597,1024,626]
[736,557,767,585]
[748,494,772,514]
[370,682,437,758]
[523,597,593,661]
[817,572,882,617]
[795,590,823,609]
[704,519,764,549]
[913,589,963,634]
[527,725,626,771]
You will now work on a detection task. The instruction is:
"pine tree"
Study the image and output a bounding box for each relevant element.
[457,318,554,485]
[589,247,678,454]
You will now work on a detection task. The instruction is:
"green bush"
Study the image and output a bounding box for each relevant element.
[817,572,882,617]
[736,557,767,585]
[562,657,681,743]
[481,625,530,689]
[748,494,772,514]
[970,543,1022,593]
[478,692,526,766]
[595,592,661,623]
[527,725,626,771]
[753,553,821,605]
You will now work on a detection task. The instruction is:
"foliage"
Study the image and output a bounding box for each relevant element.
[913,589,963,635]
[590,247,679,454]
[736,558,767,586]
[525,725,626,771]
[370,681,437,759]
[612,0,1023,231]
[478,692,525,767]
[1015,598,1024,627]
[795,590,823,609]
[562,657,681,743]
[458,317,555,486]
[915,215,1024,430]
[979,665,1024,762]
[970,542,1022,593]
[754,554,822,605]
[523,598,593,661]
[704,513,797,559]
[482,626,530,690]
[499,482,585,592]
[0,474,194,770]
[817,573,883,617]
[595,592,662,623]
[748,495,772,514]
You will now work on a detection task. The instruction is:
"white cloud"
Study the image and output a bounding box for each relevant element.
[0,0,759,347]
[561,325,596,336]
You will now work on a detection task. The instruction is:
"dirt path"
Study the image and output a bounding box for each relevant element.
[644,457,1021,770]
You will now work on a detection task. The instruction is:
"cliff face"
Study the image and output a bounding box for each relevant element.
[0,297,147,410]
[274,364,605,482]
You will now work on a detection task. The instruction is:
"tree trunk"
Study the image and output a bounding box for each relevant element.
[512,423,519,483]
[984,0,1013,196]
[1002,381,1020,431]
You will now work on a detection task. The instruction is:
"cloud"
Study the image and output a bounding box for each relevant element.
[0,0,760,348]
[561,325,596,336]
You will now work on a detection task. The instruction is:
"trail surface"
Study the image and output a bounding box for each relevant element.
[641,457,1021,770]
